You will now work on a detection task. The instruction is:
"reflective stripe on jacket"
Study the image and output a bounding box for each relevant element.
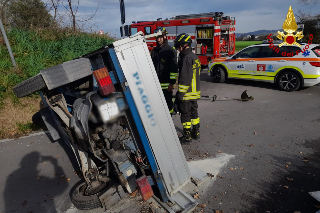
[178,48,201,100]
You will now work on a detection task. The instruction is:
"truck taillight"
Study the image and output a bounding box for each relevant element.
[136,175,154,201]
[309,62,320,67]
[93,67,115,96]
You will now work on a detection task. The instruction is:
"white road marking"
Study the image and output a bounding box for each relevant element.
[186,153,235,193]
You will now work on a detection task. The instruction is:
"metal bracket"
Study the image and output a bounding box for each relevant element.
[44,94,71,127]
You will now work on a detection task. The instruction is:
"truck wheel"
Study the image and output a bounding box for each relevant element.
[13,74,47,98]
[211,66,226,83]
[277,71,300,92]
[70,180,104,210]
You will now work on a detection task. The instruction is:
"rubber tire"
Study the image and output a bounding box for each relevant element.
[13,74,46,98]
[277,71,301,92]
[211,66,226,83]
[70,180,103,210]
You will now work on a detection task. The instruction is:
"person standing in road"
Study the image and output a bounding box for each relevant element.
[174,33,201,143]
[151,27,178,115]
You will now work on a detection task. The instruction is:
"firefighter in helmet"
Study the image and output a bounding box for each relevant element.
[151,26,178,115]
[174,33,201,143]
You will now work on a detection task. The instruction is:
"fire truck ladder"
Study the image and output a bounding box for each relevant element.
[172,12,224,20]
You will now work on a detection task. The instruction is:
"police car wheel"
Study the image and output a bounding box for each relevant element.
[211,66,226,83]
[277,71,301,92]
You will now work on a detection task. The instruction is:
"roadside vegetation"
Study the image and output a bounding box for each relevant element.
[0,29,113,138]
[235,41,262,52]
[0,0,114,138]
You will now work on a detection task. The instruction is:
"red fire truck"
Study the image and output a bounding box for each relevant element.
[123,12,236,66]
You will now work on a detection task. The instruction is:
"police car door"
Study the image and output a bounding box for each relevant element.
[228,46,261,79]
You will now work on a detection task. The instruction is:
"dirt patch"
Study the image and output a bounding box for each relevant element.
[0,96,44,139]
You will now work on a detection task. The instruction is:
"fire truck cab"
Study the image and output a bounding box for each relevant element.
[125,12,236,66]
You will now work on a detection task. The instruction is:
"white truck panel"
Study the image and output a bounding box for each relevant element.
[113,33,191,195]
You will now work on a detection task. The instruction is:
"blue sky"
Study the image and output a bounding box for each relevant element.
[46,0,319,37]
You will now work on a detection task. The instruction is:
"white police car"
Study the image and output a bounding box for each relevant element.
[208,43,320,91]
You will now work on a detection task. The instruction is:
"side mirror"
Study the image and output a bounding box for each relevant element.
[232,55,237,60]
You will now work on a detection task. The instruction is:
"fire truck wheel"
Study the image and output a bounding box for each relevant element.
[12,74,47,98]
[211,66,226,83]
[70,180,105,210]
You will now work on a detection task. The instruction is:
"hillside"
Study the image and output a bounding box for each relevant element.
[235,29,282,37]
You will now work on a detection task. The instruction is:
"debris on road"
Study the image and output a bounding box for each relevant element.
[198,204,206,208]
[130,190,138,197]
[207,173,215,178]
[193,192,200,199]
[191,177,198,186]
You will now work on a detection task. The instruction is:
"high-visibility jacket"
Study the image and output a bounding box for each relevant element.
[151,42,178,89]
[178,48,201,101]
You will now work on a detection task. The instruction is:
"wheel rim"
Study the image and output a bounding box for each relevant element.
[279,73,298,90]
[212,68,221,82]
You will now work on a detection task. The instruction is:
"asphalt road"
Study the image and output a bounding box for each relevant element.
[1,69,320,213]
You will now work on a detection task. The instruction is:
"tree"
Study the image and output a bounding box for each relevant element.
[298,0,320,43]
[48,0,61,22]
[60,0,98,32]
[299,0,320,4]
[6,0,53,29]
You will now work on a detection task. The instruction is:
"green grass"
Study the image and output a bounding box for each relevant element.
[16,122,41,133]
[0,27,114,104]
[235,41,263,52]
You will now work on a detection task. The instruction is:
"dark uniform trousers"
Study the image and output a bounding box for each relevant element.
[162,90,173,113]
[180,100,198,124]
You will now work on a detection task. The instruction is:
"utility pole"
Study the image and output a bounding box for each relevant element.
[120,0,125,38]
[0,17,16,67]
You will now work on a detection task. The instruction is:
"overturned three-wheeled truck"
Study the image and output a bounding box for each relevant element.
[13,31,198,212]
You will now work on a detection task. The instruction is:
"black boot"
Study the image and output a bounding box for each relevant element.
[180,128,192,144]
[191,124,200,140]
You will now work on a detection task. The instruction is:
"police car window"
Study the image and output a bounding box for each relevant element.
[145,27,151,35]
[237,47,261,58]
[260,47,273,58]
[131,28,137,35]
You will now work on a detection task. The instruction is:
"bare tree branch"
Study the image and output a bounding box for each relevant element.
[298,0,320,5]
[48,0,61,21]
[78,2,99,23]
[67,0,76,31]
